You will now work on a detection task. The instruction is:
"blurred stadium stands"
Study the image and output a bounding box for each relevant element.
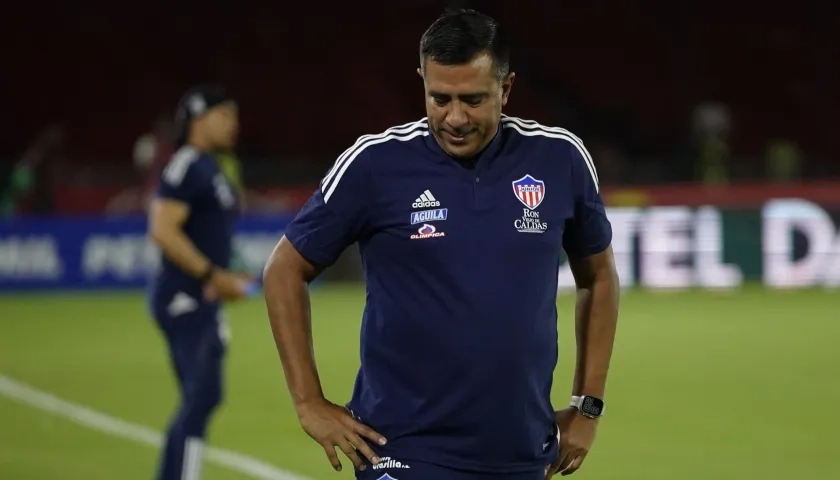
[1,2,839,479]
[2,0,839,217]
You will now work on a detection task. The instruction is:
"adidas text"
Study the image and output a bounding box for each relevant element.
[412,190,440,208]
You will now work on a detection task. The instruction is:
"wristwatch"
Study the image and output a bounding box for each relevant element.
[570,395,605,419]
[199,264,217,283]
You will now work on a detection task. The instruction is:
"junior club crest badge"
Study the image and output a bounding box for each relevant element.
[512,174,546,210]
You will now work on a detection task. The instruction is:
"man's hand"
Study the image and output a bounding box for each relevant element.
[203,270,254,302]
[545,407,598,478]
[296,398,387,472]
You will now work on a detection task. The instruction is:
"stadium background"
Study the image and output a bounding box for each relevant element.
[1,0,838,479]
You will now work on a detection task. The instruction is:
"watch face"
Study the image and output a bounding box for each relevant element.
[581,396,604,416]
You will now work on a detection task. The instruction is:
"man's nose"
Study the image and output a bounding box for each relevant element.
[446,104,468,130]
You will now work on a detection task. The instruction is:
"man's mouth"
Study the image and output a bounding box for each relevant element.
[442,130,473,144]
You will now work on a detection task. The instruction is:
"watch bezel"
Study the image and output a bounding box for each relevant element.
[576,395,605,418]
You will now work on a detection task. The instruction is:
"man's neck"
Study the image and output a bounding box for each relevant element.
[187,137,213,153]
[447,124,500,169]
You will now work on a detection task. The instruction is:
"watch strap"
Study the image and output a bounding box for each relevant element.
[199,264,217,283]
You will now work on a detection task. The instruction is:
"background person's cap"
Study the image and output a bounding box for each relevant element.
[174,85,234,146]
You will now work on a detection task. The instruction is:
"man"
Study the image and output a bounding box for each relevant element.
[148,85,254,480]
[263,9,619,480]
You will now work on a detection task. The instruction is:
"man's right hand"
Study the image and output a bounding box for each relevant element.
[204,269,253,301]
[296,398,387,472]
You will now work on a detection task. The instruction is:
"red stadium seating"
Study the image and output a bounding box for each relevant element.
[3,1,835,171]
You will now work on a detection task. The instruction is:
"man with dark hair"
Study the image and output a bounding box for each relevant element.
[148,84,256,480]
[263,8,619,480]
[419,7,511,79]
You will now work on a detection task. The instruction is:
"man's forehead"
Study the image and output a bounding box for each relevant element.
[424,54,497,89]
[211,100,238,113]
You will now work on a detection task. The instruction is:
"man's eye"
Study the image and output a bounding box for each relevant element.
[432,96,449,105]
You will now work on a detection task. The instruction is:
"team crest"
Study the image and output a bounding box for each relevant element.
[512,175,546,210]
[375,475,398,480]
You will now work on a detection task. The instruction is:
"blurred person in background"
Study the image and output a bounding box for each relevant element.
[215,148,254,271]
[119,115,262,216]
[765,138,803,182]
[215,148,246,207]
[105,116,177,214]
[263,8,619,480]
[135,115,176,210]
[0,125,64,217]
[691,101,732,184]
[214,147,281,214]
[147,85,255,480]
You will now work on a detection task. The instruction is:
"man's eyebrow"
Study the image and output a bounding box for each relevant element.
[427,91,487,99]
[458,93,487,101]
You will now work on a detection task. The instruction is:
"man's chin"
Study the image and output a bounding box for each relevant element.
[431,131,480,158]
[443,142,479,159]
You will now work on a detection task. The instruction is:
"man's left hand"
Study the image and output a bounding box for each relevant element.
[545,407,598,478]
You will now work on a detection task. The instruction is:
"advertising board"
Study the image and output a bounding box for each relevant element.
[1,198,839,291]
[557,199,840,290]
[0,216,289,290]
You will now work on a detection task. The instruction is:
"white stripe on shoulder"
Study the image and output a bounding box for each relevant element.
[502,115,587,145]
[162,146,200,187]
[321,119,428,190]
[321,119,429,203]
[501,116,599,190]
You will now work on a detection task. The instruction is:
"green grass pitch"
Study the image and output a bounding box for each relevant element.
[1,285,838,479]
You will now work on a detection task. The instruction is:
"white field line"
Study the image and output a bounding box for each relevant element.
[0,374,313,480]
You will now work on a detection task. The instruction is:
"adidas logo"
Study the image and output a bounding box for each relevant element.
[412,190,440,208]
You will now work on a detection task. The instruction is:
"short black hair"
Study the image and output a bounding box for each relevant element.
[419,8,511,80]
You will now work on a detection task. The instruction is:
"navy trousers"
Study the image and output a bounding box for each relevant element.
[152,293,228,480]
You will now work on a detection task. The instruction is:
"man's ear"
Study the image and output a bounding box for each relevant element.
[416,67,423,79]
[501,72,516,106]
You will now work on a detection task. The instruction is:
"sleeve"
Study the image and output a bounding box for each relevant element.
[155,150,205,203]
[283,148,373,269]
[561,139,613,259]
